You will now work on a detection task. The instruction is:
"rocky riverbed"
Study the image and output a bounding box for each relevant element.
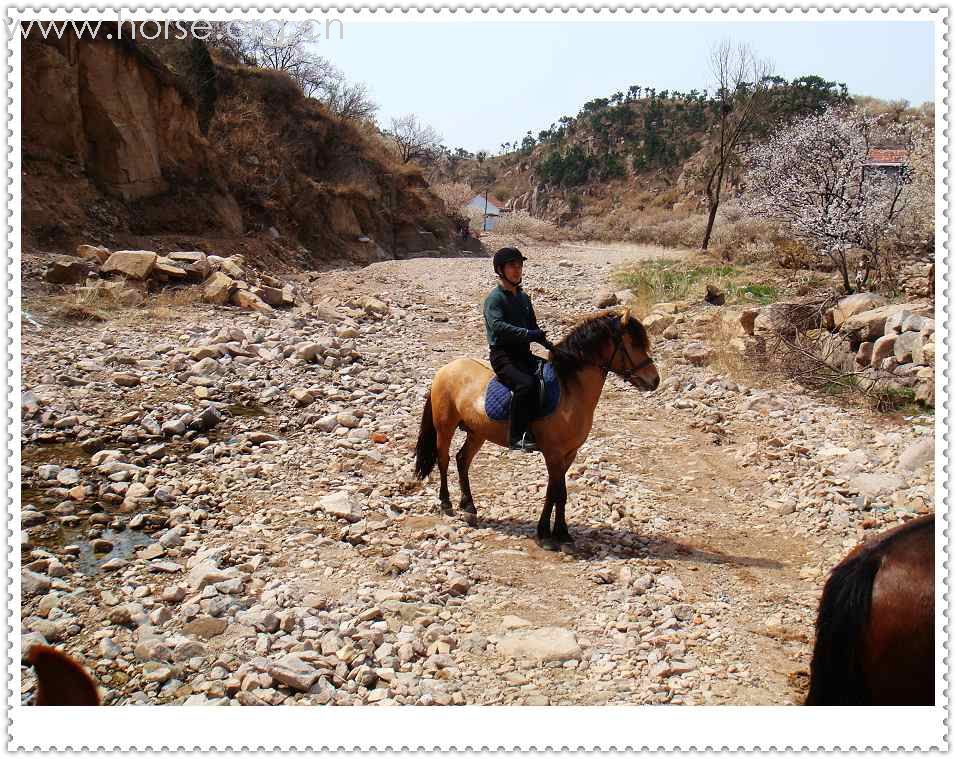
[19,241,935,706]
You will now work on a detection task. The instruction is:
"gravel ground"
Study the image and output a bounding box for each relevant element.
[19,240,934,706]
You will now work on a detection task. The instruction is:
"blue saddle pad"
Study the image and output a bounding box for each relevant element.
[484,362,560,422]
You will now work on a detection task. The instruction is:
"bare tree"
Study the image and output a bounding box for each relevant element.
[209,21,376,121]
[319,76,377,121]
[700,41,773,250]
[386,114,443,164]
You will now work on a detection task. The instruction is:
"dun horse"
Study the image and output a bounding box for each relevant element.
[806,514,934,705]
[414,308,659,550]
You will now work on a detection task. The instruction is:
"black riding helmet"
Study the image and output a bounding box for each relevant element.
[493,246,527,276]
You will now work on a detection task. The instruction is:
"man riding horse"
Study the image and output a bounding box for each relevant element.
[483,246,549,452]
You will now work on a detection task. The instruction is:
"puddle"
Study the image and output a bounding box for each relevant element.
[20,442,88,467]
[31,524,153,575]
[227,403,273,419]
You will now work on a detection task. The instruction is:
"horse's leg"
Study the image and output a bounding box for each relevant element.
[435,425,455,516]
[552,450,578,547]
[536,454,567,551]
[455,433,484,525]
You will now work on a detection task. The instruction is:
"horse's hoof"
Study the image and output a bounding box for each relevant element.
[440,503,454,516]
[461,512,478,527]
[558,541,576,554]
[535,536,560,552]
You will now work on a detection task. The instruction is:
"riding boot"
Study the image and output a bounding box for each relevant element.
[508,394,532,450]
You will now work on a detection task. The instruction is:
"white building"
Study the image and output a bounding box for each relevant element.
[466,194,508,231]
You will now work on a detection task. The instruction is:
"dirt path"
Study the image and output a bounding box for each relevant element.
[309,241,821,703]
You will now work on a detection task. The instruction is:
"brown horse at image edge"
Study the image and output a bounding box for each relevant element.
[806,513,934,705]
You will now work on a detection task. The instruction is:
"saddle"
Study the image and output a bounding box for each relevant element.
[484,359,560,422]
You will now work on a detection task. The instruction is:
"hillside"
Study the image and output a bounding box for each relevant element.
[434,76,931,251]
[21,25,473,273]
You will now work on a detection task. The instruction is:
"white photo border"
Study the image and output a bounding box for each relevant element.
[4,4,949,751]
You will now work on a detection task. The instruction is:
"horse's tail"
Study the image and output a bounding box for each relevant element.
[414,393,438,480]
[806,549,882,705]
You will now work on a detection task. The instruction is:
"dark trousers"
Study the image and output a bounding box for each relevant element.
[490,347,538,442]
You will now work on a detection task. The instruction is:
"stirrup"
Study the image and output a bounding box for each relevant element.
[518,431,538,452]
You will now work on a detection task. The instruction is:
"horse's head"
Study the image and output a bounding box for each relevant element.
[611,308,660,392]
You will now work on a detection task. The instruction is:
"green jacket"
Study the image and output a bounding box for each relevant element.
[483,284,539,349]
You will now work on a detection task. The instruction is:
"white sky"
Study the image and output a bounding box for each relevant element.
[318,19,935,152]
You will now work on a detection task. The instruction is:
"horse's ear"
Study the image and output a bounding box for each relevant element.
[620,307,630,327]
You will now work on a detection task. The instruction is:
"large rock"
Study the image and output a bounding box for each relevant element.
[842,304,923,343]
[75,244,111,264]
[153,257,187,279]
[913,338,935,366]
[682,342,713,366]
[898,438,933,472]
[828,293,888,329]
[167,251,211,279]
[101,250,158,279]
[202,272,235,305]
[643,312,675,335]
[894,331,922,364]
[496,627,581,663]
[256,286,294,308]
[870,334,897,368]
[268,655,319,692]
[231,289,273,315]
[848,473,905,498]
[44,256,94,284]
[318,491,364,523]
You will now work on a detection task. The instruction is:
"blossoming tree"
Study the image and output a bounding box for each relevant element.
[741,106,927,293]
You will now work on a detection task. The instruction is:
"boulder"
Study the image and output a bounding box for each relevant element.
[841,304,918,343]
[231,289,273,315]
[855,342,873,367]
[682,342,713,367]
[828,293,887,329]
[643,312,675,335]
[208,255,244,279]
[202,272,235,305]
[256,286,294,308]
[870,335,897,368]
[898,438,933,472]
[894,331,922,364]
[268,655,319,692]
[594,290,618,308]
[75,244,111,264]
[318,491,364,523]
[496,627,581,663]
[153,257,187,279]
[101,250,158,279]
[361,296,389,316]
[167,251,211,279]
[913,339,935,366]
[847,473,905,498]
[44,256,93,284]
[901,313,930,334]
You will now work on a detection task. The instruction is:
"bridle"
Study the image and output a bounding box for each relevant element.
[600,332,654,382]
[545,329,654,384]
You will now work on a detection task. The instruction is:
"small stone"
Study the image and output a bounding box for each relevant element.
[112,372,141,387]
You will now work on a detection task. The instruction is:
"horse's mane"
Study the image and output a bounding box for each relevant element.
[549,310,650,380]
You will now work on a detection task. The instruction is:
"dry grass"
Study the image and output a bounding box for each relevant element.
[614,258,779,316]
[493,211,562,242]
